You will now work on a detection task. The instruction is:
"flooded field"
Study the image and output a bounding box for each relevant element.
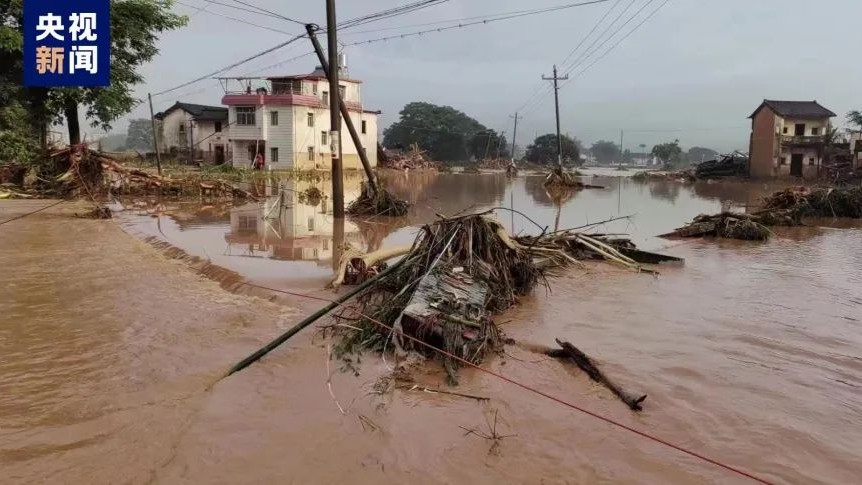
[2,173,862,484]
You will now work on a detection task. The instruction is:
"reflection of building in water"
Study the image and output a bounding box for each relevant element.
[225,177,369,264]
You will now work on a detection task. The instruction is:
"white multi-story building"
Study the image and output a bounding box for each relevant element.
[221,67,379,170]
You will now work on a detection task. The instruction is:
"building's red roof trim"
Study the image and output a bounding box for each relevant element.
[221,94,373,113]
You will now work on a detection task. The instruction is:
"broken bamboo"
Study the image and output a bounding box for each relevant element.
[547,338,647,411]
[224,257,410,378]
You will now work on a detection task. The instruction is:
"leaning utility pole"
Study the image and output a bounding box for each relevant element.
[510,112,519,162]
[305,25,377,195]
[147,92,162,176]
[542,65,568,168]
[326,0,344,219]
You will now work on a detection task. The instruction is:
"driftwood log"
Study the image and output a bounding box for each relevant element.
[547,338,647,411]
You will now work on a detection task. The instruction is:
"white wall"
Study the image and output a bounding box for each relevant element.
[266,106,294,170]
[775,117,831,136]
[194,120,228,153]
[159,109,192,149]
[228,105,266,140]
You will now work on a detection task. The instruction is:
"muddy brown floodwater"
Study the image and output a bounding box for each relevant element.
[2,172,861,484]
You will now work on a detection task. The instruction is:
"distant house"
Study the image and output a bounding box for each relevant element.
[155,102,229,164]
[220,66,380,170]
[627,152,657,166]
[748,100,836,179]
[850,132,862,167]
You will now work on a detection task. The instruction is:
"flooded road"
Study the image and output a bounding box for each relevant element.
[2,173,861,484]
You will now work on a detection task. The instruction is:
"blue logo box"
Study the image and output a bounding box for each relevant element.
[23,0,110,87]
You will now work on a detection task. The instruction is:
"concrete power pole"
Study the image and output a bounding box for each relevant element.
[510,113,519,162]
[619,129,624,169]
[147,92,162,176]
[542,65,568,168]
[326,0,344,219]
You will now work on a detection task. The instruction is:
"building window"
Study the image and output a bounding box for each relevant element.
[307,217,315,231]
[321,131,328,145]
[322,238,328,250]
[312,83,318,94]
[238,215,255,232]
[308,146,314,161]
[809,157,816,165]
[214,121,222,133]
[338,85,346,100]
[361,120,367,134]
[307,112,314,127]
[322,91,329,104]
[270,147,278,163]
[782,126,788,134]
[270,111,279,126]
[811,127,820,135]
[236,106,256,126]
[780,157,787,165]
[179,123,186,134]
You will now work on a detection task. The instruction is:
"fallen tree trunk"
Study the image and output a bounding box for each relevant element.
[547,338,647,411]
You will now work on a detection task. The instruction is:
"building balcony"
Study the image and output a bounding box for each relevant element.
[221,92,362,111]
[780,135,825,146]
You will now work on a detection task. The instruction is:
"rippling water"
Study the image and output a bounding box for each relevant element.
[2,173,861,484]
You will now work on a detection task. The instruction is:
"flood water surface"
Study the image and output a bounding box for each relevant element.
[3,174,862,484]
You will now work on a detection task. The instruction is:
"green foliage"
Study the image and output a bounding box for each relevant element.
[526,133,580,166]
[1,0,187,144]
[848,110,862,131]
[590,140,620,164]
[652,139,684,169]
[383,102,488,162]
[125,118,153,151]
[468,129,508,160]
[686,146,718,164]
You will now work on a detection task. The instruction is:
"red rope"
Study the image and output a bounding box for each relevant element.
[240,281,772,484]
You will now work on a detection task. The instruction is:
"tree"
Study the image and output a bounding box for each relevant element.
[525,133,580,166]
[125,118,153,151]
[383,102,488,162]
[590,140,620,164]
[1,1,187,145]
[848,110,862,132]
[652,139,684,169]
[686,146,718,164]
[468,129,508,160]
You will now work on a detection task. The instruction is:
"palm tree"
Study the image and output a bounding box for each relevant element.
[848,111,862,132]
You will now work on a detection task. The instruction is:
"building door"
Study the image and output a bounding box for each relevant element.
[794,124,805,136]
[214,145,225,165]
[790,153,804,177]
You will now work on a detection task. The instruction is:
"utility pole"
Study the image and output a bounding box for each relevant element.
[619,129,624,169]
[148,92,162,176]
[326,0,344,219]
[542,65,568,168]
[510,112,519,163]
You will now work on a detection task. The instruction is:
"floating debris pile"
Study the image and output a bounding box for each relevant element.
[543,167,603,188]
[379,143,441,170]
[329,212,668,382]
[660,186,862,241]
[347,181,410,217]
[695,152,749,179]
[660,213,772,241]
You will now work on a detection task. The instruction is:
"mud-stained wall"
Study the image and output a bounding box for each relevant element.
[749,108,777,178]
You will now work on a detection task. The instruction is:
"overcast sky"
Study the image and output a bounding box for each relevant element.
[103,0,862,153]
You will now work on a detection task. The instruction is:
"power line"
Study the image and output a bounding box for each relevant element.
[338,0,450,30]
[175,1,296,36]
[564,0,670,84]
[513,0,622,115]
[344,0,612,46]
[151,33,306,97]
[229,0,306,26]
